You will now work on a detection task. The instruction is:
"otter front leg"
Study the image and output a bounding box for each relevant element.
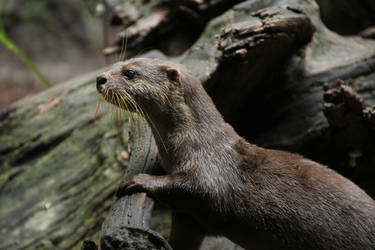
[117,173,206,250]
[116,173,181,201]
[116,173,197,206]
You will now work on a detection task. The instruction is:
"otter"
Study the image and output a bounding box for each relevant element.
[96,58,375,250]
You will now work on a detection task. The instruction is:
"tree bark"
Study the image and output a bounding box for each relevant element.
[0,69,129,249]
[103,0,245,56]
[98,117,171,250]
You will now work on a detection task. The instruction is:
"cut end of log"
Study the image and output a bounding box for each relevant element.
[100,227,172,250]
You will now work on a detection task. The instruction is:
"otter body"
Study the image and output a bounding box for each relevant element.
[97,58,375,250]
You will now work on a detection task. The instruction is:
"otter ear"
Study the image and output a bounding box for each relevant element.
[165,67,181,85]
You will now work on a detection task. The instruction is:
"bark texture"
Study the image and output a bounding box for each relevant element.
[98,117,171,250]
[0,70,129,249]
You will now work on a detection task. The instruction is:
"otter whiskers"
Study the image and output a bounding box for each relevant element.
[95,94,104,118]
[116,88,168,153]
[119,29,128,62]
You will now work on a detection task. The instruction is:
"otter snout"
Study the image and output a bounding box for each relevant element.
[96,76,107,92]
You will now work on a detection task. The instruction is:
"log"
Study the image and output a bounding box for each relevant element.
[0,69,129,249]
[103,0,245,56]
[98,117,171,250]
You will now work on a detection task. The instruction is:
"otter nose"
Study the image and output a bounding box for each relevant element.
[96,76,107,90]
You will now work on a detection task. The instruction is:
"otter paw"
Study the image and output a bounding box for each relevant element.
[116,173,153,198]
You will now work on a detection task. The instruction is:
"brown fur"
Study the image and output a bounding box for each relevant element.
[97,58,375,250]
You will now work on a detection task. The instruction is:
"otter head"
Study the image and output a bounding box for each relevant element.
[96,58,183,115]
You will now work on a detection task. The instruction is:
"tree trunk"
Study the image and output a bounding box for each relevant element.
[1,0,375,249]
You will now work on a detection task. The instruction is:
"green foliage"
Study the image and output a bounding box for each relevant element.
[0,19,52,88]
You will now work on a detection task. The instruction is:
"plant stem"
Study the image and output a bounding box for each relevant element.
[0,21,52,88]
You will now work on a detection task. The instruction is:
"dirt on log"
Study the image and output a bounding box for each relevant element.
[1,0,375,249]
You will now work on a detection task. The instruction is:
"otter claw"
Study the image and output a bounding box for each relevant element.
[116,173,152,198]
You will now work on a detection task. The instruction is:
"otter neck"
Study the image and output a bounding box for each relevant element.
[144,87,240,172]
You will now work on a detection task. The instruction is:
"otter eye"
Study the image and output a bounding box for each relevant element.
[123,70,136,80]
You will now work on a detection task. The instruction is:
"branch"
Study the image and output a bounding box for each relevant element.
[98,118,171,250]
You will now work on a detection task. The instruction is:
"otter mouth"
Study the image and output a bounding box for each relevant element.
[96,82,139,114]
[103,88,139,112]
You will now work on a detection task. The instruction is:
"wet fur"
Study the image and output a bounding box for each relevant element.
[98,58,375,250]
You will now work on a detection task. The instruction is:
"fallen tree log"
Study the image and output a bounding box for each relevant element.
[0,70,129,249]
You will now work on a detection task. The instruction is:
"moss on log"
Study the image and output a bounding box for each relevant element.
[0,70,129,249]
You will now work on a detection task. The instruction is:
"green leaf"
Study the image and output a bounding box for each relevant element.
[0,19,52,88]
